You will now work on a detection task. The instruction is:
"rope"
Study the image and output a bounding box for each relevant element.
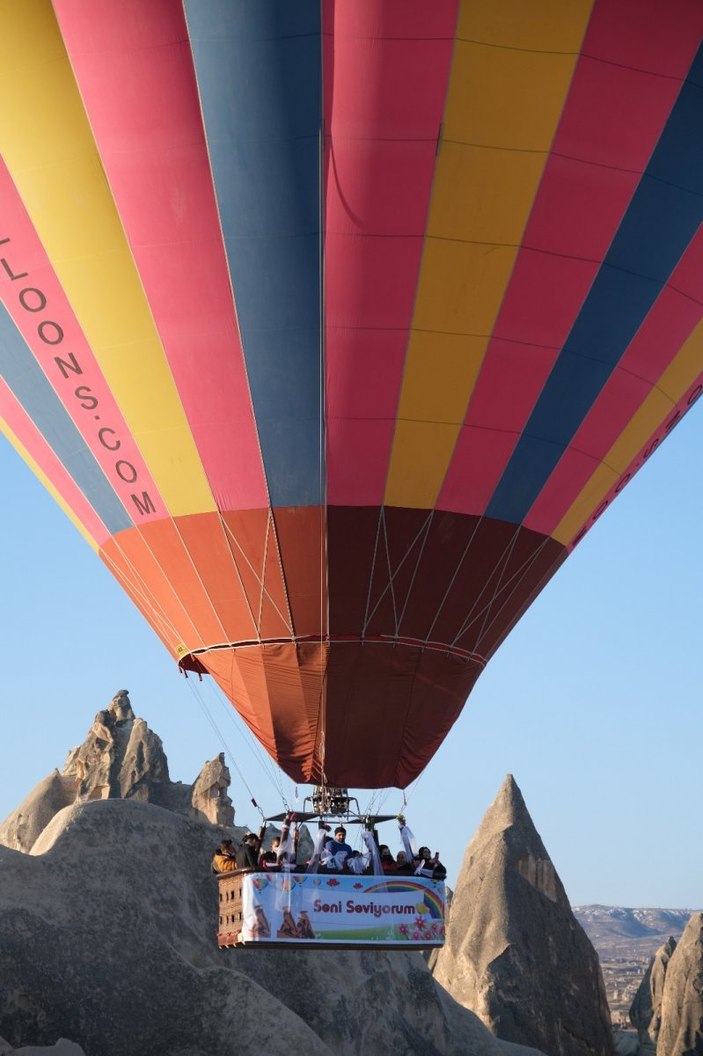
[395,510,435,633]
[451,521,524,649]
[214,509,260,640]
[315,85,328,787]
[184,675,265,818]
[361,507,384,637]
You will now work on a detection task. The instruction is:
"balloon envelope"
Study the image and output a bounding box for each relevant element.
[1,0,702,788]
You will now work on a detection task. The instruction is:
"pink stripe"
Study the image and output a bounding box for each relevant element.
[53,0,268,512]
[438,0,703,516]
[0,380,110,545]
[524,226,703,535]
[0,160,165,524]
[323,0,459,506]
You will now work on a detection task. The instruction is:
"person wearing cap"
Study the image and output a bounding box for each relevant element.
[323,826,353,869]
[211,838,238,874]
[236,827,265,870]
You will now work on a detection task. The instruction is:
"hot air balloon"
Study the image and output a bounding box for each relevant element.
[2,0,702,798]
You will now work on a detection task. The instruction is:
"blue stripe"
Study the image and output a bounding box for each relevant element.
[0,306,133,535]
[184,0,322,508]
[486,42,703,525]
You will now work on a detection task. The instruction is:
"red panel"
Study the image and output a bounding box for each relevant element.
[323,1,458,506]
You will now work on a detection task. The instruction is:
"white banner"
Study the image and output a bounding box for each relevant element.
[240,872,446,946]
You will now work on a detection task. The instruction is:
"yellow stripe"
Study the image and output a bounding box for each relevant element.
[385,0,593,509]
[0,0,214,517]
[0,422,99,552]
[553,324,703,544]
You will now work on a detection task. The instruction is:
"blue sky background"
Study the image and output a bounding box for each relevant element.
[1,405,701,909]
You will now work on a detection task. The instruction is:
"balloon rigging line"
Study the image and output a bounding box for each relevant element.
[470,538,555,658]
[264,508,296,636]
[381,510,400,634]
[455,531,554,652]
[204,678,294,810]
[257,515,271,634]
[213,509,260,639]
[361,507,384,638]
[184,676,265,817]
[316,107,327,791]
[186,675,292,816]
[362,507,435,636]
[127,525,208,649]
[170,514,231,645]
[454,521,525,651]
[220,515,293,637]
[395,510,435,634]
[470,531,552,651]
[424,513,485,646]
[101,540,188,648]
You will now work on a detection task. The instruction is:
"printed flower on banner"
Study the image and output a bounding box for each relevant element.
[411,931,421,941]
[413,916,426,930]
[353,883,363,889]
[398,924,409,937]
[326,878,340,887]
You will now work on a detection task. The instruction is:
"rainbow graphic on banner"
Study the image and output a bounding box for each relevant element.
[365,879,445,920]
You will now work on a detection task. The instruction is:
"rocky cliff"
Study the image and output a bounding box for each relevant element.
[657,912,703,1056]
[0,694,543,1056]
[432,775,613,1056]
[629,936,677,1044]
[0,691,234,853]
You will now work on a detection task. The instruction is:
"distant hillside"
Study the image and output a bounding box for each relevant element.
[573,906,694,960]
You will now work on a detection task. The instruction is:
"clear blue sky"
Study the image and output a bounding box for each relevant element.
[1,407,701,909]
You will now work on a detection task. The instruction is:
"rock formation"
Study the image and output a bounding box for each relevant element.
[657,912,703,1056]
[432,774,613,1056]
[0,692,547,1056]
[629,936,677,1044]
[0,692,234,852]
[0,797,543,1056]
[61,689,171,800]
[189,752,234,826]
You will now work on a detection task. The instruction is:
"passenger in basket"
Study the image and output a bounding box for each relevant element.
[236,825,266,870]
[259,837,281,870]
[212,838,238,873]
[413,846,447,880]
[379,845,397,874]
[324,826,353,870]
[277,814,301,870]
